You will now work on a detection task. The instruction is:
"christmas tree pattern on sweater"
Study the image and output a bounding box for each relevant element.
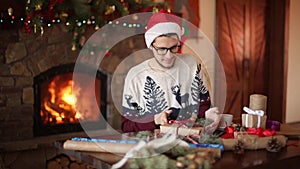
[122,63,209,120]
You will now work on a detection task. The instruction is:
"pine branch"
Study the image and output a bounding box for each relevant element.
[23,0,170,50]
[69,0,91,17]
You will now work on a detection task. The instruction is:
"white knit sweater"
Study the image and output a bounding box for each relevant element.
[122,54,210,120]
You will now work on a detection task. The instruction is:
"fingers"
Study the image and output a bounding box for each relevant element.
[165,109,173,115]
[163,110,172,124]
[161,118,168,125]
[154,113,164,125]
[160,112,168,125]
[154,110,173,125]
[162,110,172,125]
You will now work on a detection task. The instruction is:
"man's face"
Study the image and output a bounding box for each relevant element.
[150,35,180,68]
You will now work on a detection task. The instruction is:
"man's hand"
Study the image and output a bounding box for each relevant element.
[203,107,221,134]
[154,110,172,125]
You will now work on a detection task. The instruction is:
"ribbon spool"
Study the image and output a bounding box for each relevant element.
[249,94,267,113]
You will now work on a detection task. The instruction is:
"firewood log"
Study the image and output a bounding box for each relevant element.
[60,156,70,168]
[47,160,62,169]
[47,102,75,116]
[69,162,80,169]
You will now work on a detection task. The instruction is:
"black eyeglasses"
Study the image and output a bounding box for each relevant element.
[152,44,181,55]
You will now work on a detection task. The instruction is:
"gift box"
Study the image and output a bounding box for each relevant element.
[222,135,287,151]
[266,120,281,131]
[160,123,202,136]
[242,114,267,129]
[189,143,224,158]
[242,107,267,129]
[233,131,258,139]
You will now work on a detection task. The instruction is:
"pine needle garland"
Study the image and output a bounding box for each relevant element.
[135,130,154,141]
[198,133,222,144]
[125,146,216,169]
[23,0,170,49]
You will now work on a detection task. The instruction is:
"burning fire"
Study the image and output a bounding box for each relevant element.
[42,79,82,124]
[40,73,100,125]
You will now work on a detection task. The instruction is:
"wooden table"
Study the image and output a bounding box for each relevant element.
[62,138,300,169]
[214,123,300,169]
[213,140,300,169]
[62,124,300,169]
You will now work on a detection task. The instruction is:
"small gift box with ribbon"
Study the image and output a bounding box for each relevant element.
[160,123,202,136]
[242,107,267,129]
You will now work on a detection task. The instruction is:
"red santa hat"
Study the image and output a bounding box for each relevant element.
[145,12,183,48]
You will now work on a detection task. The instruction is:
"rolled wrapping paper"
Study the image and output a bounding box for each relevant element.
[63,137,223,158]
[249,94,267,112]
[160,123,202,136]
[222,135,287,151]
[63,138,137,154]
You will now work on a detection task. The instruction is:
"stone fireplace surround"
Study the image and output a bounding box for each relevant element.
[0,23,146,168]
[0,24,100,169]
[0,24,146,142]
[0,24,80,142]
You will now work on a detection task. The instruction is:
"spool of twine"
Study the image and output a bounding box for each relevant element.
[249,94,267,113]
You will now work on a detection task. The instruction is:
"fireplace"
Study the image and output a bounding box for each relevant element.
[33,63,107,136]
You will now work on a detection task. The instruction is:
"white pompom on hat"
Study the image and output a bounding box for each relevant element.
[145,12,183,48]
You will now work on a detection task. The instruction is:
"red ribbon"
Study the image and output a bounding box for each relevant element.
[189,133,201,139]
[186,135,199,144]
[168,120,188,136]
[221,126,235,139]
[287,141,299,147]
[168,119,193,128]
[168,119,203,139]
[247,127,276,137]
[221,127,276,139]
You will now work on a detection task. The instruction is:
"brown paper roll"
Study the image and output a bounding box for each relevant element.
[63,140,135,154]
[160,124,202,136]
[249,94,267,112]
[63,139,222,158]
[222,135,287,151]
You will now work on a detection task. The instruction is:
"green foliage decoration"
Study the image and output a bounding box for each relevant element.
[22,0,170,49]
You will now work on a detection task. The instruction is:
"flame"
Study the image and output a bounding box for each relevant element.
[75,111,82,119]
[41,79,83,124]
[40,73,100,125]
[61,81,77,108]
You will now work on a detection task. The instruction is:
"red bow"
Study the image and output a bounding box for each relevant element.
[221,126,276,139]
[168,120,190,128]
[247,127,276,137]
[221,126,235,139]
